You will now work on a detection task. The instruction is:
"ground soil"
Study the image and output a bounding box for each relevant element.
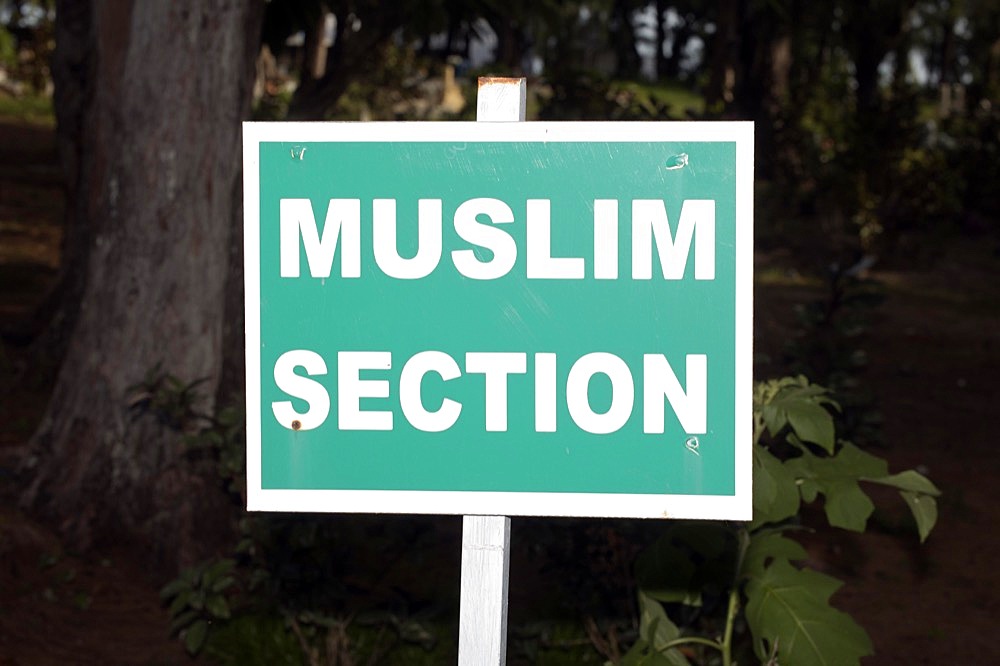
[754,238,1000,663]
[1,118,998,664]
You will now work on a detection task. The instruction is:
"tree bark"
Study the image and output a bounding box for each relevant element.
[19,0,92,358]
[286,2,430,120]
[705,0,739,111]
[610,0,640,79]
[23,0,263,572]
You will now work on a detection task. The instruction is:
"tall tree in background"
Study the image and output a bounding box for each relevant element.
[24,0,263,569]
[274,0,443,119]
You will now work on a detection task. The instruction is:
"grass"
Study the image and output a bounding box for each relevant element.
[636,80,706,116]
[196,611,610,665]
[602,79,705,120]
[0,92,54,125]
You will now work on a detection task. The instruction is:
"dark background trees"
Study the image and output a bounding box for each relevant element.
[0,0,997,662]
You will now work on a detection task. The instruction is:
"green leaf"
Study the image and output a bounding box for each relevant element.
[833,443,889,477]
[866,470,941,496]
[170,609,199,635]
[900,490,938,542]
[205,594,231,620]
[167,589,193,617]
[760,403,787,438]
[741,531,807,581]
[758,378,839,452]
[638,593,690,665]
[183,619,209,655]
[745,559,872,665]
[636,538,698,605]
[159,577,188,601]
[784,444,888,532]
[211,575,236,593]
[217,406,241,426]
[636,524,736,606]
[619,640,677,666]
[784,401,835,453]
[205,558,236,581]
[752,445,800,526]
[864,471,940,541]
[798,477,819,502]
[822,480,875,532]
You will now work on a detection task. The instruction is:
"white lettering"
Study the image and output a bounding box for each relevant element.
[452,198,518,279]
[466,352,527,432]
[270,349,710,435]
[338,351,393,430]
[643,354,707,434]
[527,199,585,279]
[566,353,634,434]
[400,351,463,432]
[373,199,442,279]
[280,198,360,278]
[534,353,557,432]
[632,199,715,280]
[271,349,330,430]
[593,199,618,279]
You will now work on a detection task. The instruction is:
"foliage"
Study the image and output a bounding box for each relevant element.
[127,364,247,501]
[143,369,445,663]
[251,0,998,262]
[0,0,55,93]
[126,362,209,431]
[203,614,302,666]
[538,74,703,121]
[153,372,940,664]
[160,558,237,655]
[0,22,15,68]
[619,376,940,666]
[182,404,247,503]
[0,91,52,123]
[782,259,884,448]
[12,0,986,660]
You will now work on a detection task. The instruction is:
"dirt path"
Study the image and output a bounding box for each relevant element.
[0,506,189,666]
[754,237,1000,664]
[832,240,1000,663]
[0,119,189,665]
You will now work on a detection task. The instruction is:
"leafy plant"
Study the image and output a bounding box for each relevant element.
[128,364,247,501]
[161,558,237,655]
[182,404,248,503]
[126,362,209,431]
[620,376,940,665]
[783,258,884,448]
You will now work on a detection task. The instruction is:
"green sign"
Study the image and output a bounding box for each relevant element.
[244,121,753,519]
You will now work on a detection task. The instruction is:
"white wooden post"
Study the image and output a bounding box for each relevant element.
[475,76,527,122]
[457,76,526,666]
[459,515,511,665]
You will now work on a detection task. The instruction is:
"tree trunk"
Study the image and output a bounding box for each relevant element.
[705,0,739,111]
[23,0,263,572]
[610,0,640,79]
[286,6,412,120]
[654,0,667,79]
[21,0,92,360]
[662,20,693,82]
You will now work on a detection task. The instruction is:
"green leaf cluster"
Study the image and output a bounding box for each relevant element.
[627,376,941,666]
[160,558,237,655]
[618,593,691,665]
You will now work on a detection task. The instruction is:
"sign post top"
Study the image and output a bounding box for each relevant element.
[476,76,527,121]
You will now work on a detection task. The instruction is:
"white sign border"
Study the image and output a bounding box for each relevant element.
[243,121,753,521]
